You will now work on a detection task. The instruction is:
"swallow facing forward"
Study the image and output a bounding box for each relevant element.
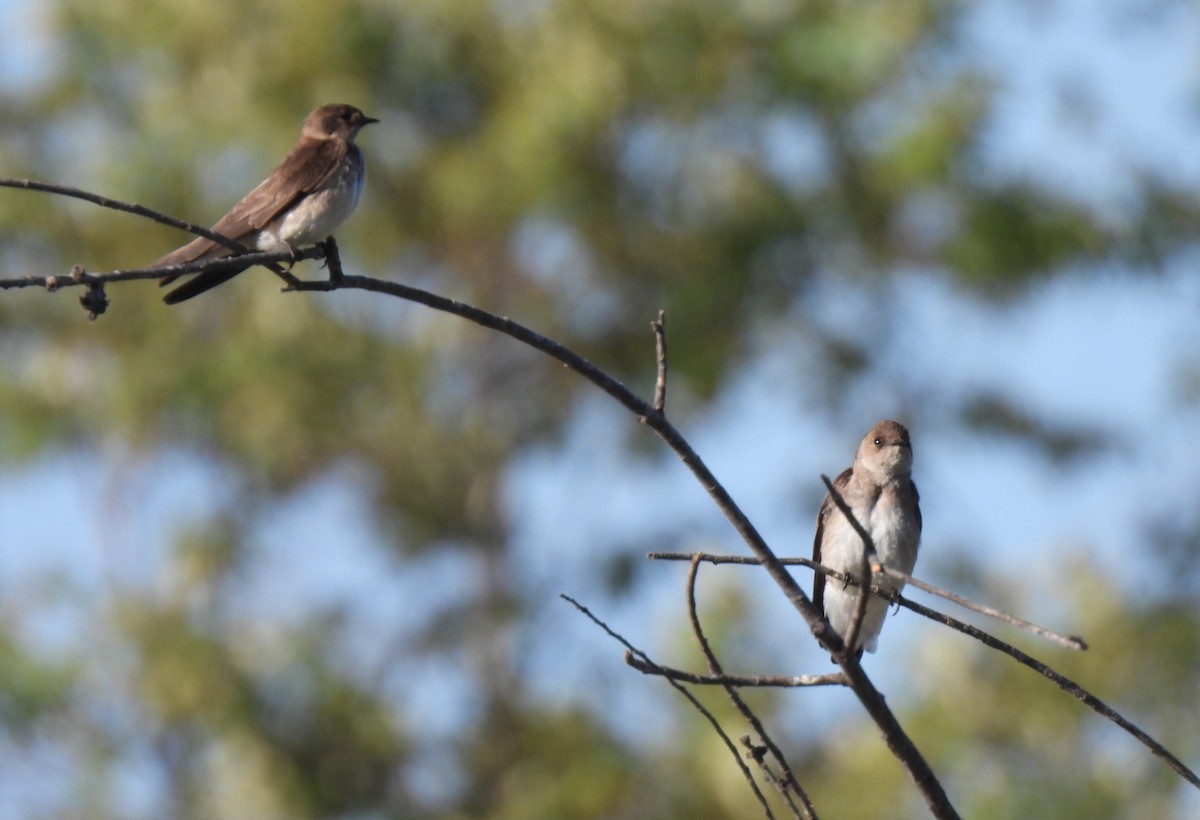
[152,103,377,304]
[813,419,922,655]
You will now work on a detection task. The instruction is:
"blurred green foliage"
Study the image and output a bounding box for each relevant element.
[1,0,1197,816]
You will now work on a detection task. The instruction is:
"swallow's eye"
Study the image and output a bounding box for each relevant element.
[873,437,882,446]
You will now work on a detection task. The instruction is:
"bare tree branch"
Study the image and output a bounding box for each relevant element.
[0,248,320,293]
[647,551,1200,788]
[0,180,962,816]
[624,655,847,688]
[647,552,1086,651]
[685,555,813,819]
[298,270,960,813]
[743,735,805,812]
[17,178,1197,804]
[0,178,289,276]
[876,565,1087,651]
[651,310,668,414]
[559,595,778,819]
[891,590,1200,788]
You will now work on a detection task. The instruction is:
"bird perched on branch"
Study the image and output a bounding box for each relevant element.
[813,419,921,655]
[151,103,377,304]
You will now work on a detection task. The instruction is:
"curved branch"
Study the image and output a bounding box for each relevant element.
[893,591,1200,788]
[559,595,777,819]
[0,178,263,259]
[646,551,1199,788]
[293,271,960,817]
[685,556,813,819]
[647,551,1086,651]
[0,180,958,816]
[0,248,321,292]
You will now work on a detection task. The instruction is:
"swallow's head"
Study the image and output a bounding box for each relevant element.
[856,419,913,479]
[305,104,379,141]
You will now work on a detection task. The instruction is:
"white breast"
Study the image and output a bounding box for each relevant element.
[818,484,920,653]
[258,151,366,252]
[868,491,919,581]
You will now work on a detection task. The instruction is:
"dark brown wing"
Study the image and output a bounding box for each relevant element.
[911,479,921,533]
[812,466,853,614]
[218,136,349,235]
[154,136,350,281]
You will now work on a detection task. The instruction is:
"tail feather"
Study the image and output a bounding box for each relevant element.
[152,236,241,300]
[152,237,223,282]
[161,263,251,304]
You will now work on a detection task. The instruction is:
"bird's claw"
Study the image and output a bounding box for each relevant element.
[319,236,337,270]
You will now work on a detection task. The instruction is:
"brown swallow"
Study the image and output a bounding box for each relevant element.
[152,103,377,304]
[813,419,921,655]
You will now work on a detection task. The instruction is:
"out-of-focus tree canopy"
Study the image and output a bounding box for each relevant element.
[1,0,1198,816]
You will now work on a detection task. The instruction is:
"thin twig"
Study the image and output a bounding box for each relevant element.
[650,553,826,570]
[0,249,314,318]
[624,655,847,687]
[0,178,252,254]
[743,736,801,808]
[651,310,668,414]
[0,248,321,292]
[0,178,289,276]
[877,565,1087,651]
[647,551,1087,652]
[686,556,812,819]
[890,592,1200,788]
[647,551,1199,788]
[559,595,777,819]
